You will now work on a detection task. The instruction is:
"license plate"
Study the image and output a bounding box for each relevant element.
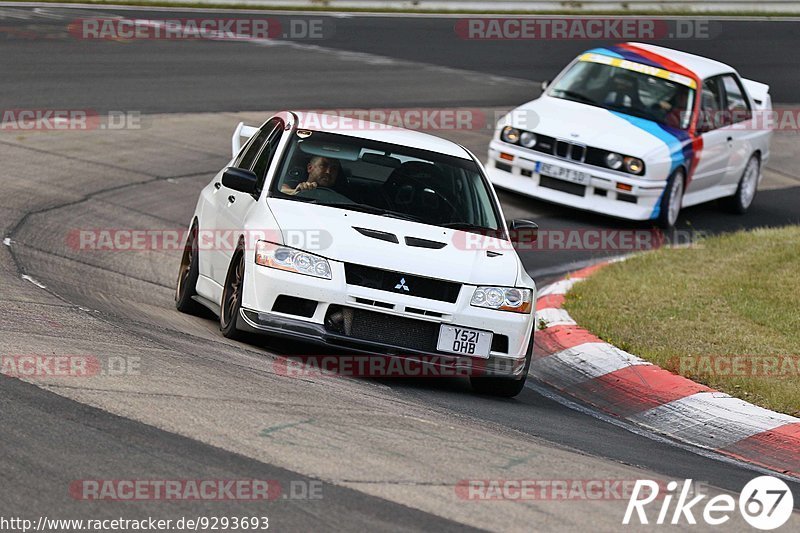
[437,325,492,359]
[539,162,591,185]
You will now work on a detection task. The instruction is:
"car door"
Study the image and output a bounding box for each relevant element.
[687,77,731,195]
[216,119,286,286]
[205,120,279,285]
[719,73,755,188]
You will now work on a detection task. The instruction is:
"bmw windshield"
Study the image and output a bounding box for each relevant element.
[548,54,696,130]
[269,129,503,234]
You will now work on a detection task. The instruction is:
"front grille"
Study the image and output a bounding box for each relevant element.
[325,306,440,352]
[514,135,640,174]
[325,306,506,355]
[585,147,609,168]
[539,175,586,196]
[345,263,461,303]
[555,140,586,162]
[528,133,557,155]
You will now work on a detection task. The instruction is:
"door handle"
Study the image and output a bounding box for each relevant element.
[228,195,236,204]
[214,182,221,190]
[726,136,733,142]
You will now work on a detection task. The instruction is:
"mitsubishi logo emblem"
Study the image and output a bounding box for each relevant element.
[394,277,409,291]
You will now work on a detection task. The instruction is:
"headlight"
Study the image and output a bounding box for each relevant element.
[255,240,332,279]
[624,157,644,175]
[471,287,532,314]
[519,131,537,148]
[605,152,623,170]
[501,126,521,144]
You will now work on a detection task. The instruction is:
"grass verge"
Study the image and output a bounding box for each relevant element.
[565,226,800,417]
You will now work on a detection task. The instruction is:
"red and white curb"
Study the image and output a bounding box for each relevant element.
[533,262,800,478]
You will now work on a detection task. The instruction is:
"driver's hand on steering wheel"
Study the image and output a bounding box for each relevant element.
[284,181,318,195]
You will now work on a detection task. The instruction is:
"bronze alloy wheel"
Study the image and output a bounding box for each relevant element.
[220,251,245,339]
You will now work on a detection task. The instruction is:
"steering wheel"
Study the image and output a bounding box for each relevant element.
[295,185,351,203]
[385,174,459,219]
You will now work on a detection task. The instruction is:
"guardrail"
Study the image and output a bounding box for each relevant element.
[126,0,800,14]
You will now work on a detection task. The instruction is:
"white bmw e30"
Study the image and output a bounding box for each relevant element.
[176,111,537,397]
[487,42,773,228]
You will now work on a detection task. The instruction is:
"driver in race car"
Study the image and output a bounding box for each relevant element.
[281,156,341,195]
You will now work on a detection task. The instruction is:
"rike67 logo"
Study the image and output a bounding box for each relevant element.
[624,477,794,530]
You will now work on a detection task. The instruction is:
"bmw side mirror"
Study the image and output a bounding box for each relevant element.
[541,80,550,91]
[222,167,258,194]
[507,219,538,246]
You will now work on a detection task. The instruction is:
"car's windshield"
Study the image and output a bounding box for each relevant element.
[268,129,503,233]
[548,55,696,130]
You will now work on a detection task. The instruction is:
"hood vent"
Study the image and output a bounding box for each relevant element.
[353,227,399,244]
[404,236,446,249]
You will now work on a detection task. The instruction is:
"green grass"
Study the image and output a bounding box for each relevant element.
[7,0,800,16]
[565,226,800,417]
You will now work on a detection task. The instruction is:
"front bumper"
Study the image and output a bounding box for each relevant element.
[488,141,667,221]
[239,262,534,378]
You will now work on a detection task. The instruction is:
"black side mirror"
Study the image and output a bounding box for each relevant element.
[507,219,538,246]
[222,167,258,194]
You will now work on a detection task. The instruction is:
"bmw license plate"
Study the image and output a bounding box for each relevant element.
[437,325,492,359]
[538,162,591,185]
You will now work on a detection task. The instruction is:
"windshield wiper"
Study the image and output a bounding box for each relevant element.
[324,202,422,222]
[442,222,502,235]
[552,89,598,105]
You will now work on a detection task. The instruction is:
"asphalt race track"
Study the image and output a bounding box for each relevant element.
[1,5,800,531]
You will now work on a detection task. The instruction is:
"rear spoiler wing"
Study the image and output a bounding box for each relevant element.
[232,122,260,158]
[742,78,771,110]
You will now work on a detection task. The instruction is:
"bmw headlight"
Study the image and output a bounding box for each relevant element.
[605,152,623,170]
[624,156,645,175]
[255,240,332,279]
[471,287,532,314]
[500,126,521,144]
[519,131,537,148]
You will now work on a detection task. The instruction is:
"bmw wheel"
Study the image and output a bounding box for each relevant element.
[657,169,685,229]
[726,154,760,214]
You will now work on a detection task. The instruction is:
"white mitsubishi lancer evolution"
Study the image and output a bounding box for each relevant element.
[175,111,537,397]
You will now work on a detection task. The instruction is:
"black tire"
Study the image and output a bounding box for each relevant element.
[470,333,533,398]
[656,169,685,229]
[175,224,202,314]
[220,250,246,340]
[724,154,760,214]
